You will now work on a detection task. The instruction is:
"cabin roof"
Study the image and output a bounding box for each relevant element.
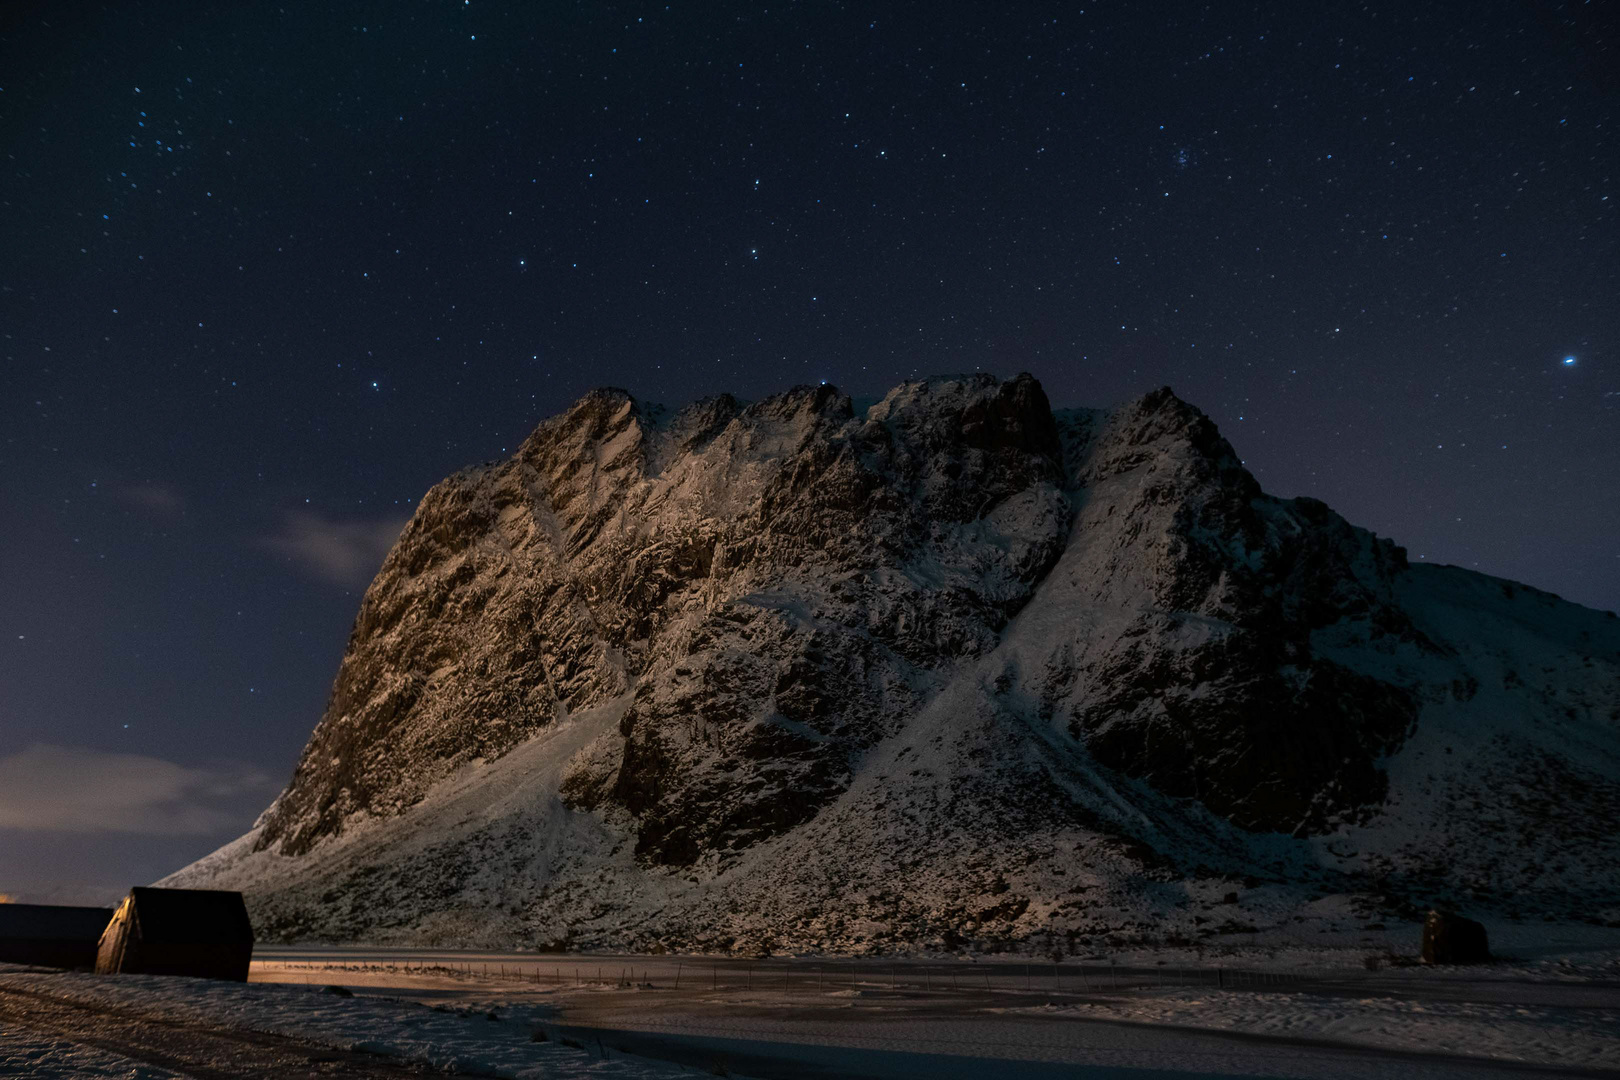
[0,904,114,941]
[127,887,253,945]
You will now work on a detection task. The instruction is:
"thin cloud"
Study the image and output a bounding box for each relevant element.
[120,483,186,516]
[259,509,408,587]
[0,744,280,836]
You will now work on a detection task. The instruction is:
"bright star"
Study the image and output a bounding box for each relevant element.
[1563,356,1577,366]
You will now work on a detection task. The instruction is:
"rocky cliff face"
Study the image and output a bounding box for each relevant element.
[171,374,1620,952]
[257,376,1073,862]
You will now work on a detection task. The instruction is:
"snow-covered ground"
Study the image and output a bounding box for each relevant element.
[7,944,1620,1079]
[256,943,1620,1071]
[1013,984,1620,1072]
[0,963,706,1079]
[0,1027,186,1080]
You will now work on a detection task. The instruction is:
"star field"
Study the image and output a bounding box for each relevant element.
[0,1,1615,900]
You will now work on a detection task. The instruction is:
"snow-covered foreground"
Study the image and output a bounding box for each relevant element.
[0,1027,185,1080]
[0,963,702,1079]
[259,946,1620,1077]
[6,945,1620,1079]
[1014,985,1620,1072]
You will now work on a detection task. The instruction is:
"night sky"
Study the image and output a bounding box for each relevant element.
[2,2,1615,904]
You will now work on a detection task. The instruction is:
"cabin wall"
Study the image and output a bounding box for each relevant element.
[93,900,136,975]
[131,943,252,982]
[93,889,255,981]
[0,939,100,969]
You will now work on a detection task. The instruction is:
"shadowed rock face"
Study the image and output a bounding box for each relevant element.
[253,373,1426,863]
[1042,389,1425,835]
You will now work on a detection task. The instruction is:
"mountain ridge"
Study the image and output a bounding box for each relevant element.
[165,373,1620,952]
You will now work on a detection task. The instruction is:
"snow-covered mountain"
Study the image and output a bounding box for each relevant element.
[166,374,1620,953]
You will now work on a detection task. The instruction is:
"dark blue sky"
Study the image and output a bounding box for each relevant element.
[1,1,1615,902]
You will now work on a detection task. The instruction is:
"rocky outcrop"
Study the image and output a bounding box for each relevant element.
[169,373,1620,951]
[1422,909,1491,964]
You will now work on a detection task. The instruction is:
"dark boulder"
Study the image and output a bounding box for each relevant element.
[1421,909,1491,964]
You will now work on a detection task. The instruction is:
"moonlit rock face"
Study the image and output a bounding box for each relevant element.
[165,374,1620,953]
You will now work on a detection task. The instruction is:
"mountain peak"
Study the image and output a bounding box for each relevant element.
[171,375,1620,953]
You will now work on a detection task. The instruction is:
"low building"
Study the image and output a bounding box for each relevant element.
[95,887,254,981]
[0,904,115,969]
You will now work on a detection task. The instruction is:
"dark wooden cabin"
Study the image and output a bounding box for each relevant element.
[0,904,114,969]
[94,887,254,981]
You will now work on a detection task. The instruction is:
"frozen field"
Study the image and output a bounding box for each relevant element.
[7,935,1615,1079]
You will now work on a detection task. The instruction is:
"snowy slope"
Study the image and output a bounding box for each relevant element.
[164,374,1620,952]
